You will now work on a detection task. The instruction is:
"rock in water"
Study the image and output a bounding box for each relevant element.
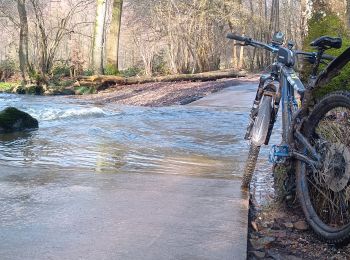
[0,107,38,133]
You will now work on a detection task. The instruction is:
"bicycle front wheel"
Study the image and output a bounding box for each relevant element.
[242,95,272,189]
[296,91,350,244]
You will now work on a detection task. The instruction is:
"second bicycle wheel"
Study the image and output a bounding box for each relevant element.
[296,91,350,244]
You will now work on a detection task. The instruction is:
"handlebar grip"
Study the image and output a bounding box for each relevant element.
[227,33,248,42]
[322,53,336,61]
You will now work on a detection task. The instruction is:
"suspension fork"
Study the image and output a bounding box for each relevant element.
[245,74,277,140]
[264,81,281,145]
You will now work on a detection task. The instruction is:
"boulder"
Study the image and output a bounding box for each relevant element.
[293,220,308,231]
[0,107,38,133]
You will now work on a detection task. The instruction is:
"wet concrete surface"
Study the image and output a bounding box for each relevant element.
[190,81,258,110]
[0,79,260,260]
[0,167,248,260]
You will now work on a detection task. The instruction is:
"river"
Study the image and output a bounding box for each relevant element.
[0,85,280,259]
[0,93,250,178]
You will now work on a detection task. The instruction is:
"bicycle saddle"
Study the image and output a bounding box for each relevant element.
[310,36,342,49]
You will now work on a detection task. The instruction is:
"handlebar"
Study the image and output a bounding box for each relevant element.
[227,33,336,63]
[226,33,250,42]
[295,51,336,62]
[227,33,279,53]
[320,53,336,61]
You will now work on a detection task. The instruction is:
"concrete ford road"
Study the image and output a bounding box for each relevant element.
[0,167,248,260]
[0,79,258,259]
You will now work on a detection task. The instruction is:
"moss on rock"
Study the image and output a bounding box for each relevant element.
[0,107,39,134]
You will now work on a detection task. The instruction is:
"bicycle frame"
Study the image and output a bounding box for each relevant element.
[248,62,318,166]
[231,32,342,171]
[248,64,299,142]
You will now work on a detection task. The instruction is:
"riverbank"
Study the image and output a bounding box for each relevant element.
[0,70,246,98]
[73,76,258,106]
[248,180,350,259]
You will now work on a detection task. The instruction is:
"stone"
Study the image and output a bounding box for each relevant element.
[250,237,275,250]
[250,250,266,258]
[73,81,80,87]
[284,222,294,229]
[261,222,268,228]
[0,107,38,134]
[293,220,308,231]
[14,84,44,95]
[267,251,302,260]
[251,221,259,232]
[271,221,282,230]
[13,85,26,94]
[272,230,287,238]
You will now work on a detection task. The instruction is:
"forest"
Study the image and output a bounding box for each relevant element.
[0,0,349,91]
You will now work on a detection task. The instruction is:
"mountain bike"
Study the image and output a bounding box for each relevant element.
[227,32,350,244]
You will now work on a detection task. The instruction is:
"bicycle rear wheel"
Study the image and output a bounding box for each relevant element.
[296,91,350,244]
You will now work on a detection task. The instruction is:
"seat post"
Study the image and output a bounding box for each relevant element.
[311,48,325,76]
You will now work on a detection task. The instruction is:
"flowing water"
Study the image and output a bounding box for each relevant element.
[0,87,284,259]
[0,89,279,213]
[0,93,251,178]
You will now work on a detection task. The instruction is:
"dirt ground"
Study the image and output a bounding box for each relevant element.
[74,76,258,106]
[248,194,350,259]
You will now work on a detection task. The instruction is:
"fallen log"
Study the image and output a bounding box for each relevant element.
[77,69,247,86]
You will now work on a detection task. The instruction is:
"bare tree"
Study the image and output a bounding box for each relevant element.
[30,0,94,78]
[92,0,108,74]
[106,0,123,71]
[16,0,30,83]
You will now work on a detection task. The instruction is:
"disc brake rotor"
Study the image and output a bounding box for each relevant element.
[322,143,350,192]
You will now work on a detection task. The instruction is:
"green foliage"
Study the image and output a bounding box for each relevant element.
[317,63,350,97]
[104,64,119,76]
[152,52,170,75]
[303,13,350,97]
[0,59,16,71]
[0,59,16,80]
[60,79,75,87]
[49,79,75,87]
[304,14,349,56]
[83,69,94,76]
[119,66,141,77]
[25,84,44,95]
[52,64,71,78]
[0,82,16,92]
[28,70,46,84]
[74,86,96,95]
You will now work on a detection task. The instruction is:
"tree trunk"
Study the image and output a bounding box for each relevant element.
[347,0,350,29]
[300,0,308,42]
[92,0,108,74]
[16,0,30,84]
[106,0,123,71]
[78,69,247,86]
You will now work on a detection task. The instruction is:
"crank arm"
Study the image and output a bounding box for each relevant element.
[294,130,321,162]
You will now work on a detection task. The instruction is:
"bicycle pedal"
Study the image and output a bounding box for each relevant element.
[269,145,289,164]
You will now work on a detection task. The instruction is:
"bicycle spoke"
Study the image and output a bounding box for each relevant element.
[306,107,350,227]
